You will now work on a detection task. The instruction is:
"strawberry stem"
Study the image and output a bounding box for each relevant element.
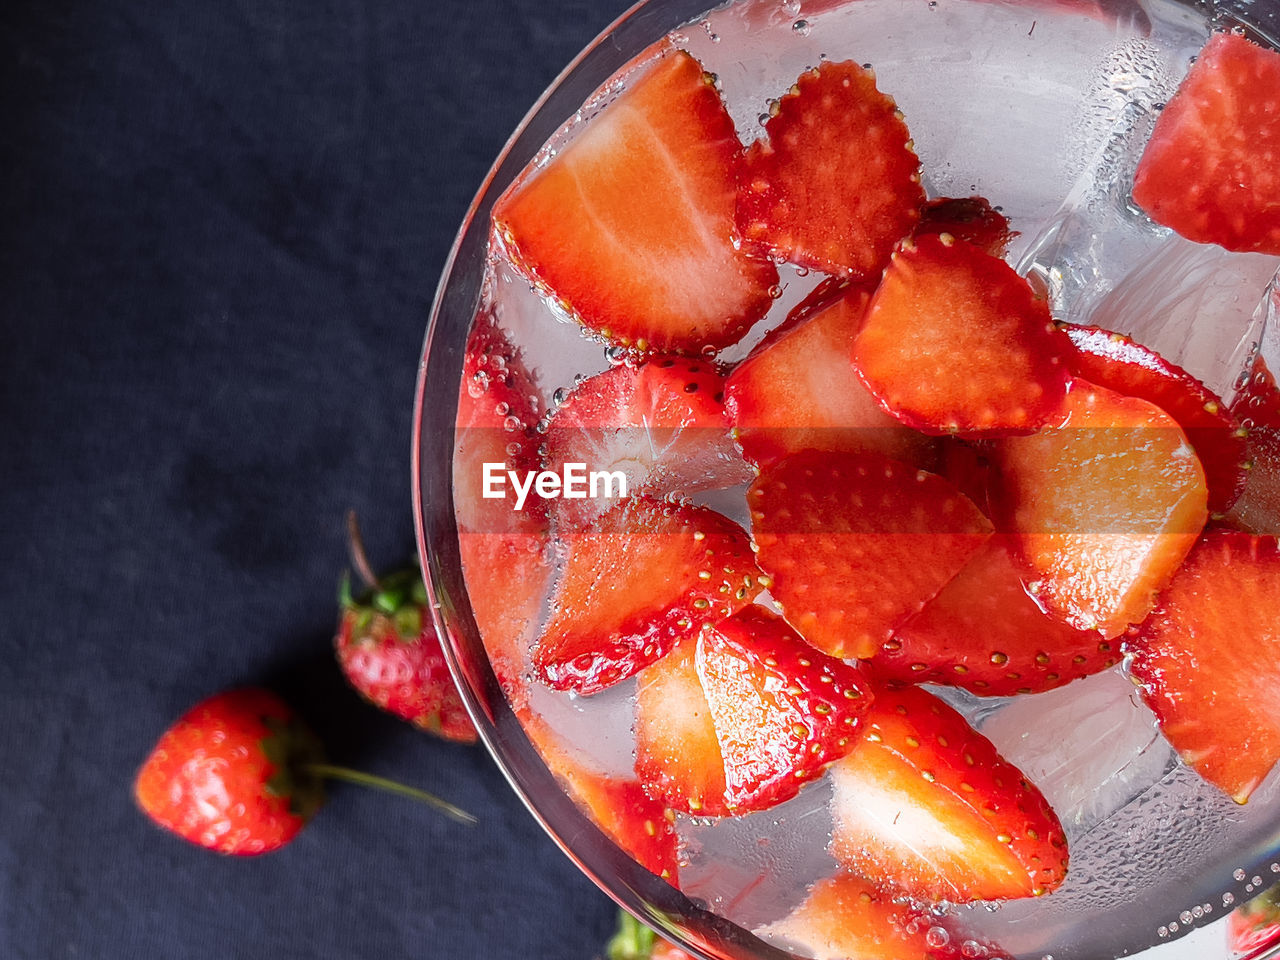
[606,910,657,960]
[346,510,381,591]
[303,763,476,825]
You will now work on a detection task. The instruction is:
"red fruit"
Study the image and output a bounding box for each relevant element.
[1227,885,1280,957]
[696,607,873,813]
[916,196,1015,256]
[1226,353,1280,535]
[335,565,477,743]
[737,60,924,279]
[1132,32,1280,255]
[494,48,778,355]
[828,686,1068,902]
[763,873,1012,960]
[455,310,552,713]
[853,233,1069,435]
[533,496,761,695]
[528,716,679,882]
[1130,532,1280,803]
[134,689,324,855]
[749,449,993,660]
[724,283,939,470]
[454,308,547,536]
[876,536,1120,696]
[993,379,1209,637]
[457,531,549,715]
[544,357,750,529]
[1062,323,1247,514]
[938,439,993,513]
[635,638,729,816]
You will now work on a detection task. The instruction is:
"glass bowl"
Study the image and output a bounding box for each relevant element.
[413,1,1280,958]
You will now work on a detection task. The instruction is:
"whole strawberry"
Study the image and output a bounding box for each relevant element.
[134,688,325,855]
[1229,884,1280,958]
[335,518,476,743]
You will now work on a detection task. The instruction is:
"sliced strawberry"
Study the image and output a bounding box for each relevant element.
[876,536,1120,696]
[458,531,549,714]
[1062,324,1247,514]
[533,497,761,695]
[635,638,730,816]
[494,49,778,355]
[696,607,872,813]
[993,378,1209,637]
[763,872,1011,960]
[523,712,680,881]
[916,196,1015,256]
[853,233,1069,435]
[1130,532,1280,803]
[544,357,751,529]
[749,449,993,660]
[938,439,993,514]
[1132,32,1280,255]
[828,685,1068,902]
[455,311,551,711]
[724,283,939,470]
[737,60,924,279]
[454,308,547,536]
[1227,354,1280,535]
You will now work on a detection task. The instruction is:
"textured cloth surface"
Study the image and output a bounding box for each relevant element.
[0,1,639,957]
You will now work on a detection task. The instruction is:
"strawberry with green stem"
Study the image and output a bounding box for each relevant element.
[336,512,477,743]
[135,688,473,856]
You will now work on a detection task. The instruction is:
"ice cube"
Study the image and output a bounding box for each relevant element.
[977,667,1172,839]
[527,679,639,779]
[678,778,837,932]
[1084,237,1280,398]
[488,254,612,404]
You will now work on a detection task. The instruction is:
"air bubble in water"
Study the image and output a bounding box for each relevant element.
[925,926,950,948]
[792,19,811,36]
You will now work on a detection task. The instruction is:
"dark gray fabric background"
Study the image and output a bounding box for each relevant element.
[1,0,640,956]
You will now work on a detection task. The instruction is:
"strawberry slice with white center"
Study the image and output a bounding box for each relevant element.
[1132,32,1280,255]
[829,685,1069,902]
[635,638,730,817]
[749,449,993,660]
[533,496,761,696]
[876,535,1120,696]
[1062,324,1247,514]
[696,607,872,813]
[1130,532,1280,803]
[493,48,778,355]
[724,282,939,471]
[853,233,1069,435]
[916,195,1015,256]
[993,378,1209,637]
[737,60,924,279]
[544,357,751,530]
[762,872,1012,960]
